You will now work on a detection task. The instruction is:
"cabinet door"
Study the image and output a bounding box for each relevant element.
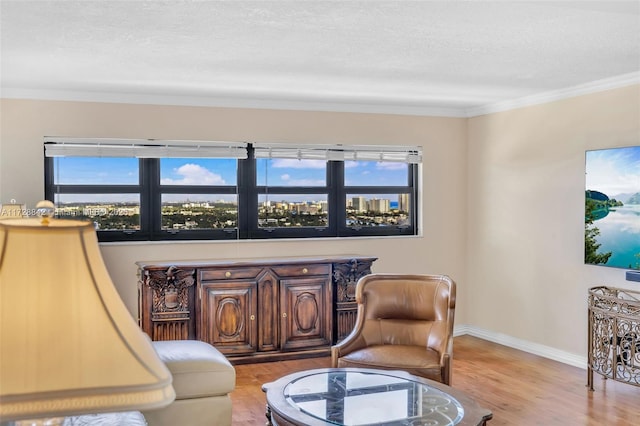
[257,270,280,352]
[280,277,332,351]
[199,280,257,355]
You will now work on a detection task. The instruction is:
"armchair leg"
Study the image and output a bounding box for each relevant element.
[443,356,451,385]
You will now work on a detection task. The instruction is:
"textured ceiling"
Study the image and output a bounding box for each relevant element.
[1,0,639,116]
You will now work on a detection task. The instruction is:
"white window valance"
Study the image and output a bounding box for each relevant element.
[44,138,421,164]
[253,143,422,164]
[44,137,249,159]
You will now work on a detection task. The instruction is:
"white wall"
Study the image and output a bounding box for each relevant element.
[467,84,640,359]
[0,99,468,322]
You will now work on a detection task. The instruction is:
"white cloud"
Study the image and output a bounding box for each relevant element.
[161,164,226,185]
[376,162,408,171]
[345,161,407,171]
[281,174,291,181]
[604,206,640,234]
[271,159,326,169]
[586,148,640,196]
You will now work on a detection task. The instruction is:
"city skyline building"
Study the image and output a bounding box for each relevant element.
[399,193,409,212]
[369,198,390,213]
[351,196,367,212]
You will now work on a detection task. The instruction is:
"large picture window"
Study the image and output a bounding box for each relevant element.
[45,138,421,241]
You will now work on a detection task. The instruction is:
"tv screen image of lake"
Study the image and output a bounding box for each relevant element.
[585,145,640,270]
[592,204,640,270]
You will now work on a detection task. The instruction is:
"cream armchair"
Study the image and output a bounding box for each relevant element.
[331,274,456,385]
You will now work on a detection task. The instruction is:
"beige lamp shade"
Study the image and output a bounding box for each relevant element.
[0,218,175,422]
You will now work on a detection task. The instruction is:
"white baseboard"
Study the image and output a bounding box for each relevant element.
[454,324,587,370]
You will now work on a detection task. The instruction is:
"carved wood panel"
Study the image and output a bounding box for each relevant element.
[332,258,374,342]
[200,281,257,354]
[280,277,331,351]
[257,270,279,352]
[140,265,196,340]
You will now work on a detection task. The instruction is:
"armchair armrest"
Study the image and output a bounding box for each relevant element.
[331,305,369,367]
[331,332,367,367]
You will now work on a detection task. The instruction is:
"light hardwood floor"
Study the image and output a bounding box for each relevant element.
[230,335,640,425]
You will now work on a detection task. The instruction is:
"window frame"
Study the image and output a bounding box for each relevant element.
[45,143,420,242]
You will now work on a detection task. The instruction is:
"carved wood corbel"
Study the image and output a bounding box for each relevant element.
[332,258,372,303]
[143,265,195,340]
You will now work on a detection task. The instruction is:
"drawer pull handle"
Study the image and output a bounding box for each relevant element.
[225,271,231,278]
[302,268,308,274]
[282,312,287,318]
[250,315,255,321]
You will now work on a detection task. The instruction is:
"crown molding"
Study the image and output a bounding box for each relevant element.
[465,72,640,117]
[0,87,469,118]
[2,71,638,118]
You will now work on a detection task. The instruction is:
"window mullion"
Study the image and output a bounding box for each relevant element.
[328,160,344,236]
[238,145,256,239]
[44,156,54,202]
[142,158,160,239]
[410,163,419,232]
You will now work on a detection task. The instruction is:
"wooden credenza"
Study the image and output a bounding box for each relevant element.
[137,256,376,363]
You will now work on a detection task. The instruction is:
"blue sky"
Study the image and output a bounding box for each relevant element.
[586,145,640,197]
[54,157,408,203]
[55,157,139,184]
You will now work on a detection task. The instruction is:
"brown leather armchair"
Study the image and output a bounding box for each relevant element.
[331,273,456,385]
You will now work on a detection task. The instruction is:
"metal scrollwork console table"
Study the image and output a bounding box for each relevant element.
[588,286,640,390]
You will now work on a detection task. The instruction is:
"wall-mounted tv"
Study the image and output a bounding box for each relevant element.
[585,145,640,270]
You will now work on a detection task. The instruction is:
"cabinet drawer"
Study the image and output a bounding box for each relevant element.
[271,264,330,278]
[200,267,263,281]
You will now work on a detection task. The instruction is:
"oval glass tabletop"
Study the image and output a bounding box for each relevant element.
[283,370,464,426]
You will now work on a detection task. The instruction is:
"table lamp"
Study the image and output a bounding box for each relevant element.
[0,210,175,423]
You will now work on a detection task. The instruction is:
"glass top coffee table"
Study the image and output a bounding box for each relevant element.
[262,368,492,426]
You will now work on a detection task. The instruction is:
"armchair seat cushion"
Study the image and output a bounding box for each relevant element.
[152,340,235,399]
[144,340,235,426]
[336,344,443,381]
